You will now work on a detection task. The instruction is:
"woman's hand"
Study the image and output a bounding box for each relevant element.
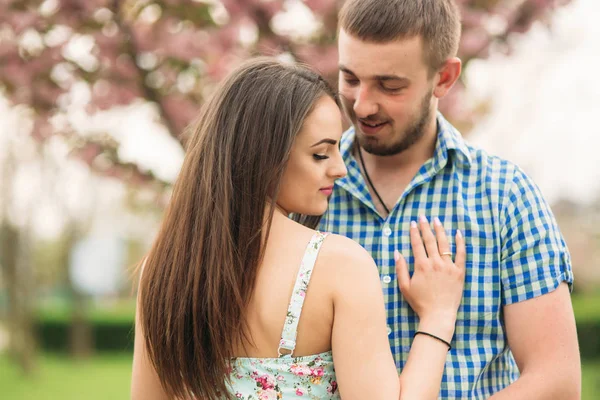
[395,216,466,342]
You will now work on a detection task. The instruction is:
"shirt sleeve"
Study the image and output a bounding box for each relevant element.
[500,166,574,305]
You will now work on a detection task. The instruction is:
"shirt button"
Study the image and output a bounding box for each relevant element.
[386,326,392,336]
[383,225,392,236]
[382,275,392,284]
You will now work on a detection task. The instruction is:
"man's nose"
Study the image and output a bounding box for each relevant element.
[353,85,378,118]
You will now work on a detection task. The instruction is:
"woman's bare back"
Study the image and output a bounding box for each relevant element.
[232,212,335,358]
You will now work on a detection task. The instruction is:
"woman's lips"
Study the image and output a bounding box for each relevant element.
[319,186,334,196]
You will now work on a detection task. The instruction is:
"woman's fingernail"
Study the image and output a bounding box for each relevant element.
[419,215,428,224]
[410,221,417,228]
[394,250,400,262]
[434,217,441,226]
[457,229,462,238]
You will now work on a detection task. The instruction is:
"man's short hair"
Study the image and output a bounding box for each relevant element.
[338,0,461,74]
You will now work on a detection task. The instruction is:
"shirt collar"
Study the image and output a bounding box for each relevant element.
[434,112,472,169]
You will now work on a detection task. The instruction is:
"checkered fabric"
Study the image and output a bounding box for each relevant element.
[319,112,573,399]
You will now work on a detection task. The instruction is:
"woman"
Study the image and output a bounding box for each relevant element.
[131,57,465,400]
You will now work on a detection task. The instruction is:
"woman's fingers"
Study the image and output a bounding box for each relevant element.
[409,220,427,262]
[395,250,410,294]
[454,230,466,270]
[410,217,465,271]
[433,217,450,257]
[418,216,439,261]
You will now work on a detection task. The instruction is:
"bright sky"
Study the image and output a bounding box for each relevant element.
[465,0,600,205]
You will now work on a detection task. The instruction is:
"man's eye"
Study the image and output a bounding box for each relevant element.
[313,154,329,160]
[344,78,359,86]
[382,85,403,92]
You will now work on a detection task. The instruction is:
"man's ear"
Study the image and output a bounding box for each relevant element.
[433,57,462,99]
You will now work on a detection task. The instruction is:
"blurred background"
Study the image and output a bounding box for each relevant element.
[0,0,598,398]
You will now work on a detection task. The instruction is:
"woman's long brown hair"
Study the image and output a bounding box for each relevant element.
[138,57,338,399]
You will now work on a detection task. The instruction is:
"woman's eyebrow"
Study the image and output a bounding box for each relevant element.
[311,138,338,147]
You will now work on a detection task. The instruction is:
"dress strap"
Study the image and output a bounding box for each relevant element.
[278,231,329,358]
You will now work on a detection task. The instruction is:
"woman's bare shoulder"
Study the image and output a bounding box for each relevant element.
[318,233,378,275]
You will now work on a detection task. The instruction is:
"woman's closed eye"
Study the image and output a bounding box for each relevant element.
[313,154,329,161]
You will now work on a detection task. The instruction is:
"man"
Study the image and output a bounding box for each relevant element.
[320,0,581,398]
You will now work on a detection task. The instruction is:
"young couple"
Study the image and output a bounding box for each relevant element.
[131,1,580,399]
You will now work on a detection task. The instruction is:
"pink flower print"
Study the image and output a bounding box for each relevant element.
[255,374,275,390]
[258,391,276,400]
[312,367,325,377]
[277,375,285,381]
[236,393,243,398]
[290,364,311,376]
[295,388,304,396]
[328,380,338,394]
[299,290,306,297]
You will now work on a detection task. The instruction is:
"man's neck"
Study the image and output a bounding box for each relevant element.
[352,115,439,217]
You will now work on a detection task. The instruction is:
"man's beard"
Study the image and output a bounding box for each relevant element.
[357,89,433,157]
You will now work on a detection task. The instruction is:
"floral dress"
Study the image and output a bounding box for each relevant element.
[225,232,340,399]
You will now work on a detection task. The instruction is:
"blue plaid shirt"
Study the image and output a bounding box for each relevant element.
[319,113,573,399]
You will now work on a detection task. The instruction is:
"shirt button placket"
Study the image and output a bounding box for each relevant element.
[383,225,392,237]
[381,223,393,286]
[381,222,395,338]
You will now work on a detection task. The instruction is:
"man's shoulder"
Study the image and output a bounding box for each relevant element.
[460,140,523,185]
[438,113,522,186]
[458,140,547,210]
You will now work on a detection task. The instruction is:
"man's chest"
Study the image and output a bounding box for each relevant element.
[322,182,505,322]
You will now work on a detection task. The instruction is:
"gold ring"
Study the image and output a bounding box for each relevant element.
[441,252,453,257]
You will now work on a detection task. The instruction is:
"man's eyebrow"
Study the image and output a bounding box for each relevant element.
[377,75,410,83]
[339,65,410,84]
[311,138,338,147]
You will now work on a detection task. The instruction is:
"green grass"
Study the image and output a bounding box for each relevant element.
[583,360,600,400]
[1,354,598,399]
[0,353,132,400]
[572,292,600,323]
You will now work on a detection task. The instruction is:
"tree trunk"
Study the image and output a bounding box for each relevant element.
[0,222,37,375]
[62,227,93,359]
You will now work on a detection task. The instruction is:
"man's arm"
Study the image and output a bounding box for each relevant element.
[488,282,580,400]
[490,166,580,399]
